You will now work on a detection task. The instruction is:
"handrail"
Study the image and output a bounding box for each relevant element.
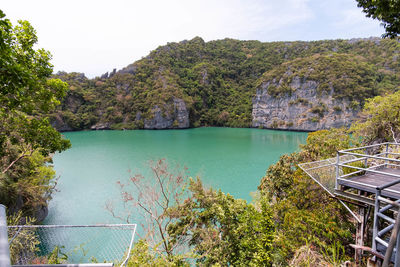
[339,142,400,153]
[338,142,387,152]
[339,151,400,163]
[379,178,400,191]
[119,224,136,267]
[334,143,400,263]
[339,152,397,166]
[339,164,387,179]
[339,164,400,179]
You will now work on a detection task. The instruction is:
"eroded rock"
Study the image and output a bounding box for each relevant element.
[144,98,189,129]
[252,76,359,131]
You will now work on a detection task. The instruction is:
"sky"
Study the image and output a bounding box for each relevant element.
[2,0,385,78]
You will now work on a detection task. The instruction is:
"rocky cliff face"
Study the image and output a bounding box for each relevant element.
[144,98,189,129]
[51,113,73,132]
[252,76,359,131]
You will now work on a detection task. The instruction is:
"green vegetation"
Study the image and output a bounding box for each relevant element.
[258,53,395,102]
[168,179,274,266]
[0,10,70,217]
[357,0,400,38]
[54,37,400,130]
[255,91,400,265]
[351,90,400,143]
[259,128,357,264]
[117,91,400,266]
[7,212,39,263]
[109,159,275,266]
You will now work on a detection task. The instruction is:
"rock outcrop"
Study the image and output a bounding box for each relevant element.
[51,114,73,132]
[252,76,359,131]
[90,122,111,130]
[144,98,189,129]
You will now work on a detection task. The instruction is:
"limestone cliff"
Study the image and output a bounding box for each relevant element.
[144,98,189,129]
[252,76,359,131]
[251,53,385,131]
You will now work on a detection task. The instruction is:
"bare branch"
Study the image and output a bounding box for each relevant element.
[105,201,131,223]
[390,124,398,143]
[152,164,170,209]
[106,159,191,256]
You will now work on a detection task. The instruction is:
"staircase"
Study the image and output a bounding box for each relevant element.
[372,191,400,266]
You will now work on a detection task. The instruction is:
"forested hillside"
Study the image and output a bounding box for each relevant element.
[52,37,400,131]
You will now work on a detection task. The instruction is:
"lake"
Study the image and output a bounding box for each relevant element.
[45,127,307,225]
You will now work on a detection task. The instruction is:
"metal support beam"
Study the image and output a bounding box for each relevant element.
[335,152,340,190]
[386,143,389,168]
[372,190,381,252]
[0,205,10,267]
[383,209,400,267]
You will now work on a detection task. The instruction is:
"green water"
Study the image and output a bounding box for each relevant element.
[45,127,307,225]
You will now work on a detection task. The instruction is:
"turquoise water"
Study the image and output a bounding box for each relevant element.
[45,128,307,225]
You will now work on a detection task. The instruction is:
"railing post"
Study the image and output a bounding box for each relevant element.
[0,204,10,267]
[336,151,340,190]
[386,143,389,168]
[395,225,400,267]
[372,189,381,253]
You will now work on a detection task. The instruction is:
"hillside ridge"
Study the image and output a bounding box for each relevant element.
[52,37,400,131]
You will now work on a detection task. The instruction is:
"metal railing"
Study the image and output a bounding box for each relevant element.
[301,143,400,264]
[0,205,137,267]
[336,143,400,265]
[336,142,400,193]
[8,224,137,267]
[372,195,400,266]
[298,154,362,222]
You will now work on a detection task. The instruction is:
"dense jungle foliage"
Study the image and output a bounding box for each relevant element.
[54,36,400,130]
[0,10,70,218]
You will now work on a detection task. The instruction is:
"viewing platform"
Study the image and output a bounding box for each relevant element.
[300,142,400,207]
[300,142,400,265]
[335,143,400,206]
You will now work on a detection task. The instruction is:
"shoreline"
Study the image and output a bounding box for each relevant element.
[58,125,314,134]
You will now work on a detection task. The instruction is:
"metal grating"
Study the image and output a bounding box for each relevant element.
[299,155,356,196]
[8,224,136,267]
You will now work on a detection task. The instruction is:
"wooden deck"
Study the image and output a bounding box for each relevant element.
[338,167,400,199]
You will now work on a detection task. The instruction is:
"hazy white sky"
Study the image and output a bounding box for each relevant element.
[2,0,384,78]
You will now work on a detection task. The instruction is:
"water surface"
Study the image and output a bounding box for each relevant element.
[45,128,307,225]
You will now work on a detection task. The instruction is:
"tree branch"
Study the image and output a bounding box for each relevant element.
[152,165,170,209]
[390,124,398,143]
[2,146,34,174]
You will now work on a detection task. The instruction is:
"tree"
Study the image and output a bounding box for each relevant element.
[168,179,275,266]
[108,160,275,266]
[0,10,70,216]
[106,159,191,260]
[351,91,400,143]
[356,0,400,38]
[258,128,356,264]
